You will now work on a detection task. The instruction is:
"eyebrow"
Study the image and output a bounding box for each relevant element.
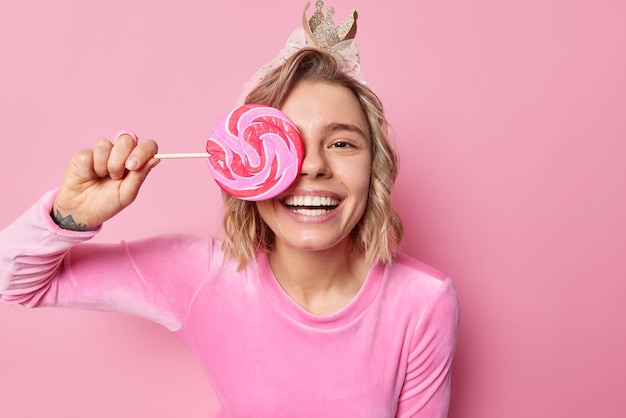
[324,122,369,139]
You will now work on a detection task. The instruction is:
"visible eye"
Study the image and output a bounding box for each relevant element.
[330,141,352,149]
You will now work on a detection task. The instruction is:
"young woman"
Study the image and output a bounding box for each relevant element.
[0,6,459,417]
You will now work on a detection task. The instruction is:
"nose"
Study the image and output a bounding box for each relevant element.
[299,141,330,178]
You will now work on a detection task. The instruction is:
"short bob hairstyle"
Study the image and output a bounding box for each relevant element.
[221,48,403,269]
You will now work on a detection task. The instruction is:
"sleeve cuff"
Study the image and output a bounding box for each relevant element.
[38,189,102,240]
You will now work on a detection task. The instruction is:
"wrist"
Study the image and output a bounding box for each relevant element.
[50,207,99,231]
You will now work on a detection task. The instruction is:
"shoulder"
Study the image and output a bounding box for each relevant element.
[384,253,455,298]
[124,233,218,258]
[380,253,459,326]
[122,234,227,276]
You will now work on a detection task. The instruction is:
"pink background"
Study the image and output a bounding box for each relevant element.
[1,0,625,416]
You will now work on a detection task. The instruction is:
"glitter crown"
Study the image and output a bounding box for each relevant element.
[302,1,358,49]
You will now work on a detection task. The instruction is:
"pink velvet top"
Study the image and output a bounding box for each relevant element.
[0,190,459,417]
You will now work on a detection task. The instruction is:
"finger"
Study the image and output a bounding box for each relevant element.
[72,149,96,180]
[119,156,159,208]
[108,133,137,179]
[125,139,159,171]
[92,139,113,177]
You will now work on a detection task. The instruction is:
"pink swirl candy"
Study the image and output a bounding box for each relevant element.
[206,104,304,201]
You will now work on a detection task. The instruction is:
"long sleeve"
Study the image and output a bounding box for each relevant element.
[396,278,460,417]
[2,191,460,416]
[0,190,211,331]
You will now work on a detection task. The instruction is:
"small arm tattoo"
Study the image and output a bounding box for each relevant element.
[52,210,95,231]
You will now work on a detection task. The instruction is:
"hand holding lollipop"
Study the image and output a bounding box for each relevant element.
[53,133,159,230]
[52,104,302,231]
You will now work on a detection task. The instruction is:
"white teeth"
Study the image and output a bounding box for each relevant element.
[297,208,329,216]
[282,195,340,216]
[283,196,339,207]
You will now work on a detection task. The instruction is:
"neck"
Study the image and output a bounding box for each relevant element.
[268,240,368,316]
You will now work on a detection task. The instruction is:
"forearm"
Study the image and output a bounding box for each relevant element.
[1,190,212,331]
[0,190,99,305]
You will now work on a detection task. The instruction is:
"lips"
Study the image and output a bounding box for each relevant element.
[281,195,341,216]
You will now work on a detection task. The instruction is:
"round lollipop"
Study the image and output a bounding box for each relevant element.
[205,104,304,201]
[156,104,304,201]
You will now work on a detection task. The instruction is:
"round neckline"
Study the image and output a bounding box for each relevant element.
[256,251,384,330]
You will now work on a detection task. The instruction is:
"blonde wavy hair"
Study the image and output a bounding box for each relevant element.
[221,48,403,269]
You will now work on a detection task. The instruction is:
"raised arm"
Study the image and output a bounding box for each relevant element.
[0,133,207,330]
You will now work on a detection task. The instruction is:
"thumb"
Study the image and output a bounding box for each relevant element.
[119,157,160,208]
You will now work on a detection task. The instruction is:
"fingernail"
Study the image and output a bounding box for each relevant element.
[125,157,139,170]
[115,131,138,143]
[148,158,161,169]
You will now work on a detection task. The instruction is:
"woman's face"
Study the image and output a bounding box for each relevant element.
[256,80,372,254]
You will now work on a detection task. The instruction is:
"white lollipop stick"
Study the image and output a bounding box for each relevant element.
[154,152,211,159]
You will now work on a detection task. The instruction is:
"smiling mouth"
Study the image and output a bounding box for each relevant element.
[281,195,341,216]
